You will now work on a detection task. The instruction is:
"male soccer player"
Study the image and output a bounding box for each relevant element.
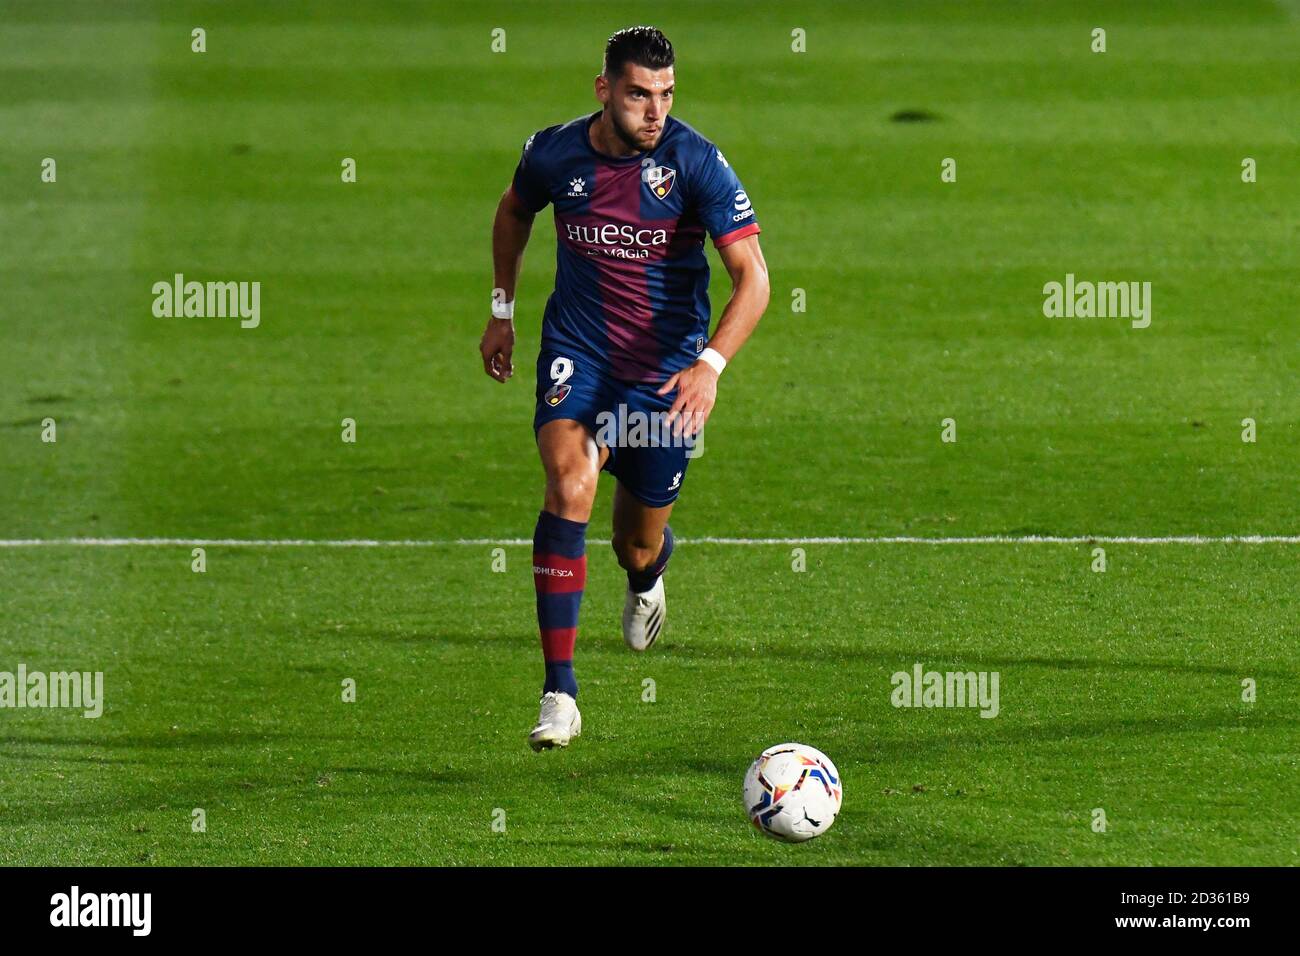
[479,26,770,750]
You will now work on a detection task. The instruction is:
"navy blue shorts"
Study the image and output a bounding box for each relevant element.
[533,349,700,508]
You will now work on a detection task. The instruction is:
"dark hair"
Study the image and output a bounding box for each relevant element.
[603,26,674,79]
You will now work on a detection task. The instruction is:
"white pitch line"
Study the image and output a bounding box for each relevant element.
[0,535,1298,548]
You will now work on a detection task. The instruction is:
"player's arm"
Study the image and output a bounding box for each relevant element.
[702,234,770,365]
[658,233,770,435]
[481,187,536,383]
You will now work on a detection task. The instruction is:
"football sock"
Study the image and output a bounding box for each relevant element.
[533,509,587,699]
[627,523,673,594]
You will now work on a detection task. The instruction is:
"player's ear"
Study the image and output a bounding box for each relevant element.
[594,73,609,105]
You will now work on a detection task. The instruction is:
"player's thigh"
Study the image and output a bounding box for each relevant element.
[537,419,609,519]
[536,418,610,480]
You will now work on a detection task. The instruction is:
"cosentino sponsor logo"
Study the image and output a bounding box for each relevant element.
[564,222,668,259]
[50,886,152,936]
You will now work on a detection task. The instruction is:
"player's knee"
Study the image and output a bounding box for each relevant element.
[612,532,658,572]
[545,469,596,514]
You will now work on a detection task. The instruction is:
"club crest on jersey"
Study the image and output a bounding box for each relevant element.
[644,164,677,200]
[544,383,571,407]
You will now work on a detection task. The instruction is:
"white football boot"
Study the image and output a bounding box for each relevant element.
[528,691,582,751]
[622,575,666,652]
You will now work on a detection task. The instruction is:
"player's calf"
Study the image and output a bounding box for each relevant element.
[612,528,665,577]
[533,509,586,703]
[617,525,674,651]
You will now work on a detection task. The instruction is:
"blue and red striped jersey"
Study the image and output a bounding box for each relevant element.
[511,111,761,384]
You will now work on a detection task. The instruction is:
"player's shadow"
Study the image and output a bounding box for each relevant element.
[0,747,146,766]
[516,837,778,862]
[0,729,312,751]
[867,709,1299,759]
[337,625,1298,685]
[0,749,475,830]
[658,640,1297,679]
[323,626,521,647]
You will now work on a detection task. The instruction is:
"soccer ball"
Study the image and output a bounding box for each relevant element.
[743,742,842,843]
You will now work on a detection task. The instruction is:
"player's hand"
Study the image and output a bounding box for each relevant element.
[657,360,718,437]
[480,318,515,383]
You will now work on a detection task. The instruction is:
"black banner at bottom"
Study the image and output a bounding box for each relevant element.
[0,866,1281,940]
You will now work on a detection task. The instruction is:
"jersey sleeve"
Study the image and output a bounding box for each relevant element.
[693,143,761,248]
[510,130,553,213]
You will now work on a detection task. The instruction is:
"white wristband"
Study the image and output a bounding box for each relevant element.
[698,347,727,375]
[491,296,515,320]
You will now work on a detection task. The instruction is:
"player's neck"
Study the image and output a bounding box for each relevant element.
[589,111,643,159]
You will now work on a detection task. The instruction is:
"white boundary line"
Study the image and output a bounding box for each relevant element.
[0,536,1297,547]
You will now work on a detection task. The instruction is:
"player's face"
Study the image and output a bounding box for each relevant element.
[600,64,674,152]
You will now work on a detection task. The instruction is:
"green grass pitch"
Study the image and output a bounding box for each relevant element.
[1,0,1297,865]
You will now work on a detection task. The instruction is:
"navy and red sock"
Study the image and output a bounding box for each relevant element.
[627,524,673,594]
[532,510,587,699]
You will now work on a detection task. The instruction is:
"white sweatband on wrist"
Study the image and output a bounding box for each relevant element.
[698,347,727,375]
[491,297,515,320]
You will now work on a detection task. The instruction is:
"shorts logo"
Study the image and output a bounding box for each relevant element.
[645,164,677,200]
[544,383,571,407]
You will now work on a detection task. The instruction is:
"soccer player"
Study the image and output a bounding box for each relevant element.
[479,26,770,750]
